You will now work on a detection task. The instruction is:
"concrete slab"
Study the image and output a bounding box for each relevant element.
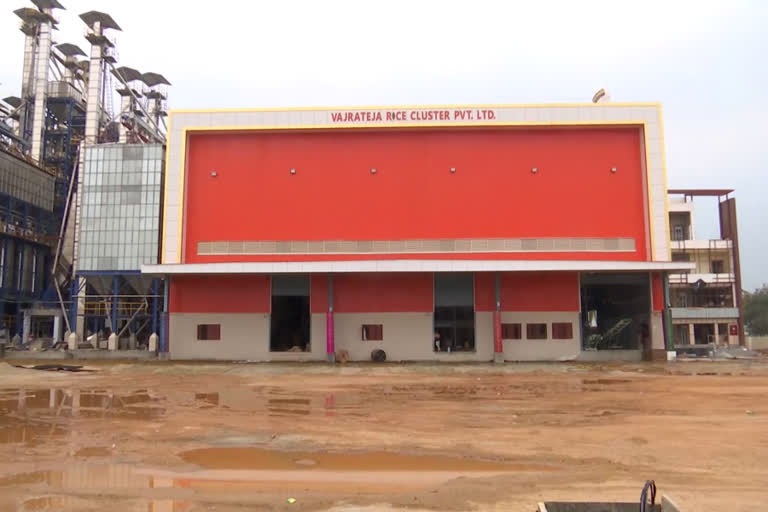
[1,349,156,361]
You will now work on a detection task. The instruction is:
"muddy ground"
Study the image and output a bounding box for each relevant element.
[0,360,766,511]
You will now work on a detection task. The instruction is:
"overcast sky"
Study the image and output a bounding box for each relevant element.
[1,0,766,289]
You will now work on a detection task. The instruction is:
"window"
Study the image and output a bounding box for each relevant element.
[197,324,221,341]
[434,273,475,352]
[526,323,547,340]
[362,324,383,341]
[501,323,522,340]
[552,322,573,340]
[711,260,724,274]
[672,252,691,262]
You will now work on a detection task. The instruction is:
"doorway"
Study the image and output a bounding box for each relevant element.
[270,275,310,352]
[580,273,650,351]
[693,323,715,344]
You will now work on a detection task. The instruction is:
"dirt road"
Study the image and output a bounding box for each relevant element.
[0,360,766,511]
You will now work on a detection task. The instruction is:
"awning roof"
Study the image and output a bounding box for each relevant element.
[142,260,696,276]
[668,189,734,197]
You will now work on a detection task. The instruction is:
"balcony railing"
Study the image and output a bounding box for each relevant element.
[670,239,732,250]
[670,307,739,320]
[669,273,735,285]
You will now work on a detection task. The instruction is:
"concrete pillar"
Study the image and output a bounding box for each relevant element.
[107,333,118,351]
[688,323,696,345]
[111,275,119,335]
[326,276,335,363]
[30,15,52,162]
[148,333,158,352]
[67,331,77,350]
[53,314,63,343]
[74,277,86,343]
[493,272,503,363]
[84,21,103,144]
[118,95,131,143]
[19,33,37,139]
[21,312,31,346]
[650,311,664,350]
[21,33,36,99]
[714,322,720,344]
[128,332,137,350]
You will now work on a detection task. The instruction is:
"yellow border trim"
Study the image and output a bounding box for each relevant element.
[160,113,172,264]
[168,101,660,115]
[165,114,661,263]
[657,104,672,261]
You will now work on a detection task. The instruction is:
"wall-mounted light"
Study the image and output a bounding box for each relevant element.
[210,170,217,177]
[290,168,296,175]
[370,168,377,174]
[531,167,538,174]
[610,167,617,173]
[450,167,456,173]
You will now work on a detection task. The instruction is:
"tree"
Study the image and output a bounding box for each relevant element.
[744,285,768,335]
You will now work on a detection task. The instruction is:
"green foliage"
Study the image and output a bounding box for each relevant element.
[744,285,768,335]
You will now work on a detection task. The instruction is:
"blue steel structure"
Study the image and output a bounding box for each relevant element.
[0,84,84,337]
[73,271,162,346]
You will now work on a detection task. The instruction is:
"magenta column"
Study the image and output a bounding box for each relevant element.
[326,275,335,362]
[493,272,504,363]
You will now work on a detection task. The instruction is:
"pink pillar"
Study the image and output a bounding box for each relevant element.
[326,310,335,358]
[493,310,503,354]
[326,275,335,362]
[493,272,504,363]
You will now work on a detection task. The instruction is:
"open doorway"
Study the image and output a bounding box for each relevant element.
[433,273,475,352]
[693,323,715,344]
[270,275,310,352]
[580,273,650,351]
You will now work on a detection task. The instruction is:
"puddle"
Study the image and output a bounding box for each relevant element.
[180,447,541,472]
[74,446,112,457]
[0,451,550,508]
[0,388,165,447]
[581,379,632,386]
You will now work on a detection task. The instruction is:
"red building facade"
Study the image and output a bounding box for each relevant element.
[145,104,691,361]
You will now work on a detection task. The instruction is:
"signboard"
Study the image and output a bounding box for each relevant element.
[729,324,738,336]
[330,108,498,124]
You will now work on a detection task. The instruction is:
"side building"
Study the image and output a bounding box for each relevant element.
[667,189,743,345]
[0,149,57,337]
[143,103,695,362]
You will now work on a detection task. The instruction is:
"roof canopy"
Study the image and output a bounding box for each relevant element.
[79,10,121,31]
[2,96,22,109]
[113,66,143,83]
[31,0,65,10]
[55,42,86,57]
[141,72,171,87]
[668,189,734,197]
[143,259,697,276]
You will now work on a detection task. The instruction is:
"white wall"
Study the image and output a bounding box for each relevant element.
[170,310,646,362]
[169,313,325,361]
[499,311,581,361]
